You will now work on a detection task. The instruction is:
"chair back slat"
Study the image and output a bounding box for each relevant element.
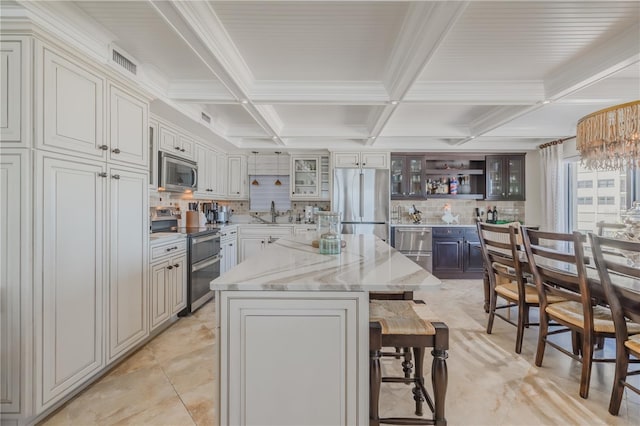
[477,222,526,296]
[522,228,592,318]
[589,234,640,333]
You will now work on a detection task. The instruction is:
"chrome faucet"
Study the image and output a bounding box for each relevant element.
[270,201,277,223]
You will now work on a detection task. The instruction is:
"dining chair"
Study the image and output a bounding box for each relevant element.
[521,228,637,399]
[477,222,554,353]
[589,233,640,415]
[596,221,626,238]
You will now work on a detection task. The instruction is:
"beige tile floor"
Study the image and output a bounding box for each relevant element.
[42,279,639,425]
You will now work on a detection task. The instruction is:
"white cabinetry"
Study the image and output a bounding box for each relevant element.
[290,156,320,199]
[195,145,226,198]
[1,36,30,147]
[227,155,247,199]
[35,152,107,411]
[238,225,293,262]
[149,238,187,331]
[220,226,238,274]
[159,124,194,160]
[0,150,30,420]
[108,166,149,361]
[40,45,105,158]
[217,291,368,426]
[108,84,148,168]
[333,152,389,169]
[216,151,227,197]
[148,118,159,189]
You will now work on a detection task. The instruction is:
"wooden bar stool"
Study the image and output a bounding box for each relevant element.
[370,300,449,426]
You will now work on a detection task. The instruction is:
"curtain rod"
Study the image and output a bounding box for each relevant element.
[538,136,575,150]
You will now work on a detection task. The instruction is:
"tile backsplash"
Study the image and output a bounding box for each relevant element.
[391,199,526,225]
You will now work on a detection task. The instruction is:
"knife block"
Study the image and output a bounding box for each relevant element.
[186,211,199,228]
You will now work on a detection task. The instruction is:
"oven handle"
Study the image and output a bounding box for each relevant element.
[192,234,220,245]
[192,255,221,272]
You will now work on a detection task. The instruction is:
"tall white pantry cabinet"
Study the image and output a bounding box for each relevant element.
[1,34,150,424]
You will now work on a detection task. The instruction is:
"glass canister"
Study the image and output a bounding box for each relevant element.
[317,211,341,254]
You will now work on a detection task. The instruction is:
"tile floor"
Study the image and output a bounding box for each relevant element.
[42,279,639,425]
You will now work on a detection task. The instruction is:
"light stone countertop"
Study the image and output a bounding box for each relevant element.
[211,233,441,292]
[392,222,478,227]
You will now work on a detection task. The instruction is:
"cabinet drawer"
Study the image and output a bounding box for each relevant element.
[239,225,292,238]
[433,227,465,238]
[464,228,479,242]
[150,239,186,262]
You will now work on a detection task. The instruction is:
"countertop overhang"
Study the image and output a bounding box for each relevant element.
[211,233,441,292]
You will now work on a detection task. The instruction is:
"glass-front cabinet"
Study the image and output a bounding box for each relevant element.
[291,156,320,199]
[391,156,424,199]
[485,154,525,201]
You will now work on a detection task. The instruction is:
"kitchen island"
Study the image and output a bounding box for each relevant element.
[211,233,441,426]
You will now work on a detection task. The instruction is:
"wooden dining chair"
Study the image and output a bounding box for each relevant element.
[521,228,639,399]
[477,222,553,353]
[589,233,640,415]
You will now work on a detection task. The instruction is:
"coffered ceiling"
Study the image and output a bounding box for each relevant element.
[13,0,640,152]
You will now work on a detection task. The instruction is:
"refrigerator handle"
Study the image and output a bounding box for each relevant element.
[359,172,364,219]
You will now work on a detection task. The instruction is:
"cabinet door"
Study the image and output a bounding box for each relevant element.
[361,152,388,169]
[390,157,405,197]
[178,135,195,160]
[0,151,27,414]
[42,47,105,158]
[195,144,213,197]
[239,237,264,262]
[333,152,360,168]
[108,84,148,168]
[407,157,424,197]
[227,155,247,199]
[291,157,319,199]
[36,153,106,410]
[505,155,525,201]
[464,241,484,273]
[150,261,170,331]
[215,152,227,197]
[108,167,149,360]
[148,119,159,189]
[0,39,24,145]
[485,156,505,200]
[169,255,187,315]
[432,238,463,274]
[159,124,178,153]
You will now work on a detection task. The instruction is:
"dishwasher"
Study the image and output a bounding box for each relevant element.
[393,227,433,272]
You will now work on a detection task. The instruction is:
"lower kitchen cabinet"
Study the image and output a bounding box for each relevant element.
[220,226,238,275]
[149,240,187,331]
[238,225,293,262]
[432,226,483,278]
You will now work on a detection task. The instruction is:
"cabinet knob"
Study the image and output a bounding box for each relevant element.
[181,148,185,152]
[236,191,240,194]
[175,146,180,150]
[111,148,121,154]
[362,163,366,166]
[111,174,120,180]
[174,264,180,268]
[99,145,109,151]
[167,265,174,270]
[355,162,359,166]
[98,172,108,178]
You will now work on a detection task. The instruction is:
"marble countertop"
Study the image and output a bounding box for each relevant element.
[392,222,477,227]
[211,233,441,292]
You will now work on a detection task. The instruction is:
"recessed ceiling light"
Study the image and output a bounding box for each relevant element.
[272,136,278,140]
[542,100,551,104]
[469,136,476,139]
[370,136,376,140]
[240,99,249,104]
[390,100,399,105]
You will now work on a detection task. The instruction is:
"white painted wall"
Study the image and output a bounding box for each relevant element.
[524,149,542,227]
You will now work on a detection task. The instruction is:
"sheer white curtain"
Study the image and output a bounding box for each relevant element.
[539,142,565,232]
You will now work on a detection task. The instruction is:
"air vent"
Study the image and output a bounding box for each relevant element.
[112,49,137,76]
[201,112,211,124]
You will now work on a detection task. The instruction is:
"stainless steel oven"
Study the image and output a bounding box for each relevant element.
[182,229,221,314]
[393,226,433,272]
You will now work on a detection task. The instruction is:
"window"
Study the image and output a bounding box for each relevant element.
[577,197,593,205]
[597,179,614,188]
[566,160,636,233]
[597,196,615,205]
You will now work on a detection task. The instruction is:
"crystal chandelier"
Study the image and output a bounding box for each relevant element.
[576,100,640,170]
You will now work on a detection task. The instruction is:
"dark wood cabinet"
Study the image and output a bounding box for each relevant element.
[432,227,483,278]
[390,156,424,199]
[485,154,526,201]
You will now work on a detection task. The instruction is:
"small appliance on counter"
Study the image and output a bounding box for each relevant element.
[217,205,233,223]
[202,202,218,224]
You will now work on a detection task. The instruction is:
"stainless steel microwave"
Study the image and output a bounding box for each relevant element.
[159,152,198,192]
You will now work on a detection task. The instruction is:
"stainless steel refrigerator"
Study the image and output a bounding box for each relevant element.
[332,168,390,241]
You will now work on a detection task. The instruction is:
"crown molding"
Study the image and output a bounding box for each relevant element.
[168,80,236,103]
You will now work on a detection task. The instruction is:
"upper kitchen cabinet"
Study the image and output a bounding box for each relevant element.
[1,36,31,148]
[108,84,148,168]
[39,45,105,159]
[38,43,149,167]
[485,154,526,201]
[290,154,330,200]
[159,123,194,160]
[424,156,485,200]
[390,155,424,199]
[148,118,159,189]
[333,152,389,169]
[227,154,247,199]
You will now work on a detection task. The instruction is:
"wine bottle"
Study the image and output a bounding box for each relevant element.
[493,206,498,223]
[487,207,493,223]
